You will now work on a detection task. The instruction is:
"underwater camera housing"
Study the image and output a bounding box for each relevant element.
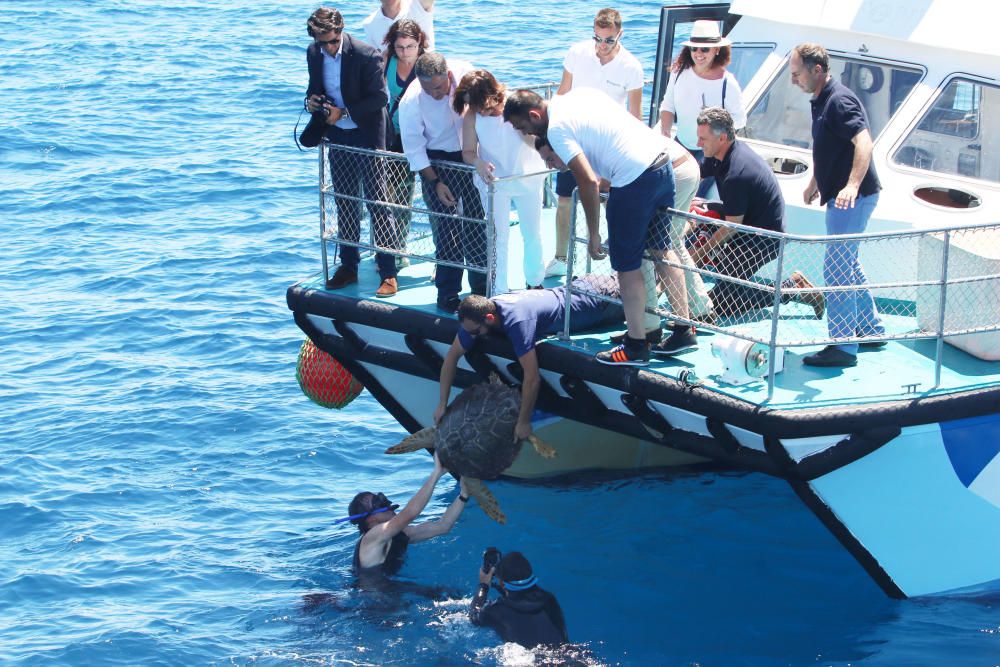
[482,546,501,573]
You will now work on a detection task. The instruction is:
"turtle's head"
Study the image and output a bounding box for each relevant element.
[338,491,399,532]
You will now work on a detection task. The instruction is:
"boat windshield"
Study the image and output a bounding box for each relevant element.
[893,78,1000,184]
[743,54,921,148]
[728,44,774,89]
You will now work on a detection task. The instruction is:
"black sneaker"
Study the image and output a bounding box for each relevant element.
[436,294,460,313]
[595,341,649,366]
[803,345,857,367]
[653,326,698,357]
[610,329,663,345]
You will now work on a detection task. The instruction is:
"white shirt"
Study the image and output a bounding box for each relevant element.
[398,60,473,172]
[562,39,644,107]
[547,88,668,187]
[474,113,546,179]
[361,0,435,52]
[659,67,745,149]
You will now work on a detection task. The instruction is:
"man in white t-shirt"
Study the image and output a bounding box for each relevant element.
[544,8,645,280]
[504,88,677,367]
[361,0,435,52]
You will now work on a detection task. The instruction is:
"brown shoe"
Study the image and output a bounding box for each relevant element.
[327,266,358,290]
[790,271,825,319]
[375,277,398,298]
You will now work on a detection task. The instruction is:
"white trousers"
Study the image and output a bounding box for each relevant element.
[481,174,546,295]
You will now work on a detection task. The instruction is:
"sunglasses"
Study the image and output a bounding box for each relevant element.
[691,46,713,53]
[592,33,620,45]
[315,30,343,45]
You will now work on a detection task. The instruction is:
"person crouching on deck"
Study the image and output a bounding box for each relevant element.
[436,275,626,442]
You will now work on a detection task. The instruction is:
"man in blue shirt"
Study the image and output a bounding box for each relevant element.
[691,108,824,327]
[435,276,625,441]
[790,43,886,367]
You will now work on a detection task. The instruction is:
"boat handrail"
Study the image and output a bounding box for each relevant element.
[313,140,999,398]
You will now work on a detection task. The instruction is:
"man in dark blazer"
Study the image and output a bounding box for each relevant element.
[305,7,400,297]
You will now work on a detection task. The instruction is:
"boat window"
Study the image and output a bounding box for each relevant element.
[728,45,773,89]
[893,78,1000,183]
[743,55,921,148]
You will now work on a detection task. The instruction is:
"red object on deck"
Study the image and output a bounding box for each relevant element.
[689,203,723,219]
[296,339,364,409]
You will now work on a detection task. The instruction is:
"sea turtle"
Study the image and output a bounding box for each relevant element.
[385,374,556,524]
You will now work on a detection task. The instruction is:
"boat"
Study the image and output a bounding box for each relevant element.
[287,0,1000,598]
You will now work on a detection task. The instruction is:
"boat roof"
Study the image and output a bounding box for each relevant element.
[731,0,1000,61]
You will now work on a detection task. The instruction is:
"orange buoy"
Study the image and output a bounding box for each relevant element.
[296,338,364,409]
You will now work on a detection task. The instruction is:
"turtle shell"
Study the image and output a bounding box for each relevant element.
[435,380,522,479]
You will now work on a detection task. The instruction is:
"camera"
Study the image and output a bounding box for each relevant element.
[312,95,334,116]
[482,546,501,573]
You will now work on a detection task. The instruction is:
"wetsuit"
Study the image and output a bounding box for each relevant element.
[469,583,568,648]
[353,531,410,577]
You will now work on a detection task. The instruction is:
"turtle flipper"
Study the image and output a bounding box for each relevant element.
[464,478,506,524]
[385,427,436,454]
[526,434,556,459]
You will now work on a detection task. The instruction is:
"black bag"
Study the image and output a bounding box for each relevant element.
[298,112,328,148]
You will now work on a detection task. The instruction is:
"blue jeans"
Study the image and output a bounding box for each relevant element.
[824,192,884,354]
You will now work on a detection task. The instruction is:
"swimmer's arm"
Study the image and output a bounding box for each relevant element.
[469,566,495,626]
[514,349,540,441]
[372,452,446,545]
[404,479,468,543]
[435,336,466,424]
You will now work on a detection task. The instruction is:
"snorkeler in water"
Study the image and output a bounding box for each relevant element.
[337,451,469,576]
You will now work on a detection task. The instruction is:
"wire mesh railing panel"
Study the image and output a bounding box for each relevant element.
[916,223,1000,336]
[320,143,490,277]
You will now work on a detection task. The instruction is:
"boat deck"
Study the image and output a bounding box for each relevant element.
[300,213,1000,411]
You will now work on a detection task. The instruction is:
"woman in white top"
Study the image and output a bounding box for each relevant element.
[659,20,746,196]
[454,70,546,295]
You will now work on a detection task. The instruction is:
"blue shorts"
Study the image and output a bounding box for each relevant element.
[605,161,675,272]
[555,169,578,198]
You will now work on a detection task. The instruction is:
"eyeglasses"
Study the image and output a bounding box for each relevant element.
[395,43,419,51]
[592,33,620,46]
[691,46,713,53]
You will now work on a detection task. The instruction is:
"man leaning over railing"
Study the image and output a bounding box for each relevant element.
[399,52,487,312]
[305,6,400,297]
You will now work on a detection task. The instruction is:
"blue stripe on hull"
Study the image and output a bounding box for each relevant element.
[942,415,1000,498]
[807,414,1000,597]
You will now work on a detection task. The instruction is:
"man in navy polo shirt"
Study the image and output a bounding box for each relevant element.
[790,42,886,368]
[690,107,823,327]
[434,275,625,442]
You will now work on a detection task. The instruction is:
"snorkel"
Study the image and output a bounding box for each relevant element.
[334,492,399,528]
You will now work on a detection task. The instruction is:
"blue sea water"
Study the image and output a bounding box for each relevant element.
[1,1,998,664]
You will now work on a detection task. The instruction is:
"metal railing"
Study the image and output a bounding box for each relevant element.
[317,142,554,297]
[561,194,1000,397]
